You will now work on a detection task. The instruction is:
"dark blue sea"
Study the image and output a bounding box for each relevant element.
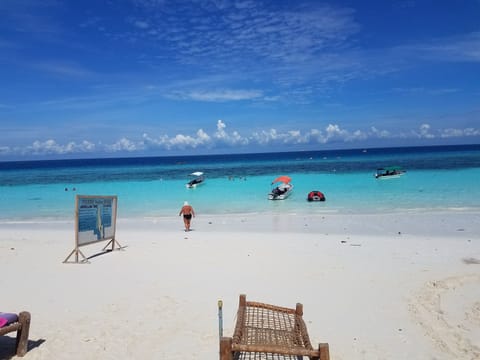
[1,144,479,220]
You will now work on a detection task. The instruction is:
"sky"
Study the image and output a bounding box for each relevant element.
[1,0,479,160]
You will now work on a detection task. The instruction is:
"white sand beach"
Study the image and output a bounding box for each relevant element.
[1,211,479,359]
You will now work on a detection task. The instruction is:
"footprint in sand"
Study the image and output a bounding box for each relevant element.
[409,274,480,359]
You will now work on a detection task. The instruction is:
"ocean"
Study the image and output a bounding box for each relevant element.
[0,144,479,221]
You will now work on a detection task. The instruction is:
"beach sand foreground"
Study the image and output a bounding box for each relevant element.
[1,212,479,359]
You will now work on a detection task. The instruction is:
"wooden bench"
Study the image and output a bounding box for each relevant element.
[220,295,329,360]
[0,312,31,357]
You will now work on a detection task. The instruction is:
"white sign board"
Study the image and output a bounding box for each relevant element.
[77,196,116,246]
[64,195,121,263]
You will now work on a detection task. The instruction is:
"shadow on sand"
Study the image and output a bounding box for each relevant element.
[0,336,45,359]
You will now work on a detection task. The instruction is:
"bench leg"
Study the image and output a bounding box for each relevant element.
[220,337,233,360]
[319,343,330,360]
[15,312,31,357]
[311,343,330,360]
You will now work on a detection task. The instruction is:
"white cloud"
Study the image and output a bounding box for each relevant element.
[25,139,96,155]
[110,0,360,91]
[251,124,367,145]
[279,130,310,144]
[325,124,347,139]
[214,119,249,145]
[370,126,391,138]
[398,31,480,63]
[251,128,280,145]
[217,119,226,131]
[3,121,480,158]
[196,128,211,143]
[416,123,435,139]
[441,127,480,138]
[169,134,201,148]
[463,128,480,136]
[350,129,368,141]
[106,138,140,152]
[168,89,263,102]
[142,128,212,150]
[306,129,326,144]
[416,32,480,62]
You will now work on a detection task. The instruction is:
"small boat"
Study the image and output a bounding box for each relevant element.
[307,191,325,202]
[268,175,293,200]
[186,172,205,188]
[375,166,405,179]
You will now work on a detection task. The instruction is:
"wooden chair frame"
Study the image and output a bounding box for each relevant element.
[0,311,31,357]
[220,295,329,360]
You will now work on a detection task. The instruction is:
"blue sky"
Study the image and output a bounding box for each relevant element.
[1,0,479,160]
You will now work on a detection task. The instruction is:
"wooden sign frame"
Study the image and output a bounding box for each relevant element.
[64,195,122,264]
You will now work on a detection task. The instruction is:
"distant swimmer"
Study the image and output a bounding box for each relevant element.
[179,201,195,232]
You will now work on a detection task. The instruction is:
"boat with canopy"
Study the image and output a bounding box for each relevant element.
[268,175,293,200]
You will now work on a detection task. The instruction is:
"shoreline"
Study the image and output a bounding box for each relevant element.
[1,206,480,224]
[1,212,479,359]
[1,210,479,238]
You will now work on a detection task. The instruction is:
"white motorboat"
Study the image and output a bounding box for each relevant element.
[268,175,293,200]
[374,167,406,179]
[186,171,205,188]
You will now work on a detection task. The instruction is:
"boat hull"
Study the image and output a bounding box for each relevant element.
[186,180,203,188]
[375,174,403,180]
[374,167,405,179]
[268,184,293,200]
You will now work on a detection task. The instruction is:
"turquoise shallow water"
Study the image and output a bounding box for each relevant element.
[0,145,479,220]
